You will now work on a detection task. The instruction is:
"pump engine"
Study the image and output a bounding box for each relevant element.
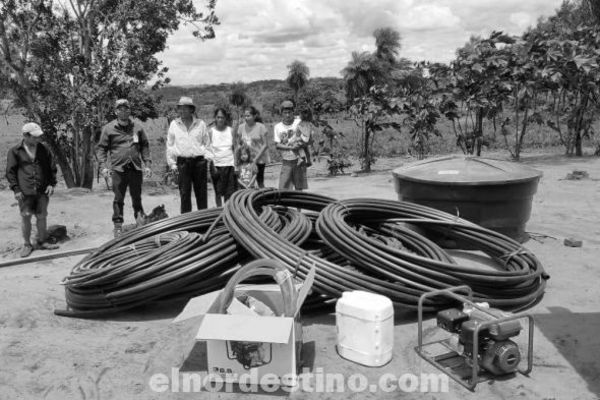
[436,306,522,376]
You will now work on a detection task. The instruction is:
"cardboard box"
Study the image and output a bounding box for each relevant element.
[173,271,314,387]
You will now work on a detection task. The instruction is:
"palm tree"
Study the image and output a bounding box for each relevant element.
[341,51,384,101]
[228,81,250,125]
[286,60,310,103]
[374,27,402,65]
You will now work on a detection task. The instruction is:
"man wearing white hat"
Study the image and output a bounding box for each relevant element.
[166,96,210,213]
[97,98,152,237]
[5,122,59,257]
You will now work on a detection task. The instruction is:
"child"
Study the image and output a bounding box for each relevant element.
[295,107,314,167]
[236,146,258,189]
[287,129,309,166]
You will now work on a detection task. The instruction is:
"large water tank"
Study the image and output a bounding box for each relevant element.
[392,156,542,242]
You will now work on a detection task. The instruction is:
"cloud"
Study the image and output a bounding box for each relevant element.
[509,12,535,31]
[157,0,565,85]
[399,4,461,31]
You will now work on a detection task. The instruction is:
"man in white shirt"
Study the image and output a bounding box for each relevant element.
[166,97,210,213]
[273,100,309,190]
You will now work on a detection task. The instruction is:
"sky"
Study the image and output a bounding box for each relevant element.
[157,0,565,86]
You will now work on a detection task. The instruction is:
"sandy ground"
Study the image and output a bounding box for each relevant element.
[0,154,599,400]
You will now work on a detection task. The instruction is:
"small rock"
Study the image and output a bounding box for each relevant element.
[565,170,589,180]
[564,237,583,247]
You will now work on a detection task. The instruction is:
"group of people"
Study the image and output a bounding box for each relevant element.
[5,97,313,257]
[164,97,313,213]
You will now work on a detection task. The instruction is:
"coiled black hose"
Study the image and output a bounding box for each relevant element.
[55,203,314,317]
[223,189,548,311]
[315,198,548,308]
[56,188,548,317]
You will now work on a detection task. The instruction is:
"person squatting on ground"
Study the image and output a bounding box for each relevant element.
[236,145,258,189]
[207,108,237,207]
[274,100,310,190]
[236,106,270,188]
[97,99,152,237]
[166,96,210,214]
[5,122,59,257]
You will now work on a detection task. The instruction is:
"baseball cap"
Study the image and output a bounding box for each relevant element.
[115,99,130,109]
[177,96,196,108]
[22,122,44,137]
[280,100,294,110]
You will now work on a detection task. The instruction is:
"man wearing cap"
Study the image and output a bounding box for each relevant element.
[166,96,210,213]
[273,100,309,190]
[5,122,59,257]
[97,99,152,237]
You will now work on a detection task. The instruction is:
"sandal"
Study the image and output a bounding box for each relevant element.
[35,241,59,250]
[20,244,33,258]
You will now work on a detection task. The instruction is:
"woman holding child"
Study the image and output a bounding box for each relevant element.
[236,106,270,188]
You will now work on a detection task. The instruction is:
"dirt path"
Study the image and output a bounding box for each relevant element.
[0,154,599,399]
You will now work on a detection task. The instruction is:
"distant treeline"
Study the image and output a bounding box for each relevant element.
[154,76,346,117]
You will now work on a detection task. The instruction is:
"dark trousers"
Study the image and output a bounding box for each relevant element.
[112,168,144,224]
[256,163,266,188]
[211,166,237,206]
[177,156,207,213]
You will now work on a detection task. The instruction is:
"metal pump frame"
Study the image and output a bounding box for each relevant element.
[414,285,534,391]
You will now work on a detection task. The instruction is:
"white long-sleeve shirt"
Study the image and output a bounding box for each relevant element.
[166,118,209,169]
[207,126,235,167]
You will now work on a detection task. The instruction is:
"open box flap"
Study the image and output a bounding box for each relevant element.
[174,265,316,324]
[195,314,293,343]
[173,291,257,323]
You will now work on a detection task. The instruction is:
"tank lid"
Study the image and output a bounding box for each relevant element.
[392,156,543,185]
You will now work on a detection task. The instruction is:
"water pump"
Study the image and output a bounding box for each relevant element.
[437,306,522,375]
[415,286,534,390]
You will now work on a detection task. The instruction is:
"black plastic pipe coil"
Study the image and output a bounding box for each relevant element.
[55,188,548,317]
[55,201,313,317]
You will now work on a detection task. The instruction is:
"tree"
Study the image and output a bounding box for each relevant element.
[342,27,406,171]
[228,81,250,126]
[341,51,384,100]
[286,60,310,104]
[342,27,407,102]
[435,32,515,156]
[374,27,401,66]
[295,80,345,167]
[500,38,546,160]
[528,1,600,156]
[397,64,442,159]
[0,0,219,188]
[348,86,402,171]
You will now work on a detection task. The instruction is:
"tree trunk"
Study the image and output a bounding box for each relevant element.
[574,91,589,157]
[81,126,94,189]
[575,132,583,157]
[72,131,81,186]
[44,133,76,187]
[475,108,483,156]
[515,108,529,161]
[361,127,371,172]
